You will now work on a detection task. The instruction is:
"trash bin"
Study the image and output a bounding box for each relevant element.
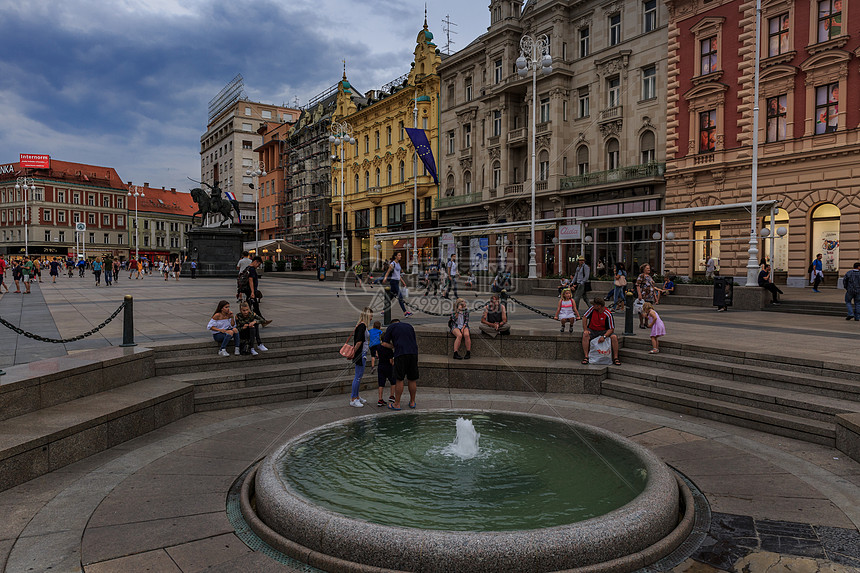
[318,267,326,281]
[713,277,733,308]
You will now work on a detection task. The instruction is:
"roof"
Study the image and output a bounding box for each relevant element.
[134,186,197,217]
[0,159,127,190]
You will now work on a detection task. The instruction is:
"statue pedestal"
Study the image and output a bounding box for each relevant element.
[186,227,243,277]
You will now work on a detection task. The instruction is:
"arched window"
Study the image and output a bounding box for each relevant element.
[464,171,472,194]
[761,209,790,271]
[446,174,455,197]
[811,203,841,271]
[375,167,381,187]
[640,131,656,164]
[606,139,620,170]
[387,164,392,186]
[576,145,589,175]
[538,150,549,181]
[492,161,501,189]
[364,170,370,190]
[399,160,405,182]
[375,130,380,149]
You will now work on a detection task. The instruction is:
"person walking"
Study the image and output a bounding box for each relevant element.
[12,259,22,293]
[424,259,440,296]
[382,252,412,317]
[612,263,627,312]
[21,256,33,294]
[353,262,364,287]
[207,300,239,356]
[33,258,43,283]
[173,259,181,281]
[706,256,717,279]
[641,302,666,354]
[449,298,471,359]
[241,257,272,325]
[348,307,373,408]
[843,262,860,321]
[571,255,591,314]
[92,257,102,286]
[113,259,120,282]
[0,257,8,293]
[49,258,61,283]
[190,260,197,279]
[443,254,459,299]
[381,318,419,410]
[758,264,783,304]
[105,261,113,287]
[810,253,824,292]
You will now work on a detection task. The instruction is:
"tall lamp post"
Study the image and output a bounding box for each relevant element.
[127,184,144,260]
[745,0,763,286]
[15,176,35,257]
[246,160,266,253]
[329,120,355,272]
[516,34,552,279]
[411,92,419,274]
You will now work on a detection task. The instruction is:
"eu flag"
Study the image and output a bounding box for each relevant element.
[405,127,439,185]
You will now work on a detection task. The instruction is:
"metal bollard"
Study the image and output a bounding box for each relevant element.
[383,287,392,326]
[623,290,636,336]
[120,294,137,347]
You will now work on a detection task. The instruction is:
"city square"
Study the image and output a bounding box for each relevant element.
[2,0,860,571]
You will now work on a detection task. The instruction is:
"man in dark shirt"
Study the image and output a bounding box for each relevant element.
[381,319,419,410]
[243,257,272,325]
[758,264,783,304]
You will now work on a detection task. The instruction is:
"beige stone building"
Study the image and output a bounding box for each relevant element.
[437,0,668,276]
[664,0,859,286]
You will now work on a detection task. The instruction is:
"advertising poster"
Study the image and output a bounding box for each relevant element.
[469,237,489,271]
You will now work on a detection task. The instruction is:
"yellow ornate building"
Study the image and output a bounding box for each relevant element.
[330,20,441,270]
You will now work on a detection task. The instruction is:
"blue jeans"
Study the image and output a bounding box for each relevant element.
[351,345,367,399]
[613,285,624,306]
[388,280,407,312]
[213,331,235,350]
[846,291,859,319]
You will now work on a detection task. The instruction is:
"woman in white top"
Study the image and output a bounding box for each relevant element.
[207,300,239,356]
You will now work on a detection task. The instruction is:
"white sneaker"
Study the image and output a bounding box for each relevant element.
[358,397,367,404]
[250,348,258,356]
[349,399,364,408]
[218,349,229,357]
[234,347,240,355]
[257,344,268,352]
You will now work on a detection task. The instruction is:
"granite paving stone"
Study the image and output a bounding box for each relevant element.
[83,549,183,573]
[163,533,253,572]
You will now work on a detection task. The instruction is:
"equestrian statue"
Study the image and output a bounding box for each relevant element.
[190,181,240,227]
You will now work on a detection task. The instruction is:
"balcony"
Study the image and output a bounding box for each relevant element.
[436,192,484,209]
[559,162,665,191]
[536,180,548,192]
[488,135,500,147]
[504,183,524,195]
[507,127,527,145]
[536,121,551,134]
[599,106,623,123]
[459,147,472,160]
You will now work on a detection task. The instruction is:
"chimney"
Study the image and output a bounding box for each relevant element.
[171,188,176,192]
[143,182,150,188]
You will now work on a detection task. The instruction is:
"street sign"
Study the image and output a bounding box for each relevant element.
[559,224,581,240]
[75,223,86,232]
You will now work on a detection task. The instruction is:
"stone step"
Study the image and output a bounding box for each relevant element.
[193,375,368,412]
[154,343,343,375]
[152,332,345,359]
[172,358,351,393]
[615,364,860,423]
[0,376,193,492]
[601,379,835,446]
[658,295,713,307]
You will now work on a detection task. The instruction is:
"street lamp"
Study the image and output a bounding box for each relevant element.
[15,176,35,257]
[127,184,145,260]
[329,120,355,272]
[746,0,763,287]
[516,33,552,279]
[246,160,266,252]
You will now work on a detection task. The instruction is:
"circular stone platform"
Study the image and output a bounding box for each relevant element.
[248,409,687,573]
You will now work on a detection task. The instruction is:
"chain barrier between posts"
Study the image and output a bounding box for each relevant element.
[0,300,126,344]
[506,295,558,321]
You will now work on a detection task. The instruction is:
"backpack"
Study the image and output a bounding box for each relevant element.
[807,262,814,274]
[846,270,860,293]
[237,268,250,292]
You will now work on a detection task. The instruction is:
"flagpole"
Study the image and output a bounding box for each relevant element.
[412,88,419,274]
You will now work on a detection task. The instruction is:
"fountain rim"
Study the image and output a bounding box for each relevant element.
[251,409,685,573]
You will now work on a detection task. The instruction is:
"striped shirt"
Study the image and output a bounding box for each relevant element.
[583,306,614,332]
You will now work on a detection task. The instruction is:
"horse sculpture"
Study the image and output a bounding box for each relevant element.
[190,186,240,227]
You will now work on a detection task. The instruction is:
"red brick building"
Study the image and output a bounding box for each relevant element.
[0,159,129,260]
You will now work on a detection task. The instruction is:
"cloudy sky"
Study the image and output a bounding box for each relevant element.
[0,0,488,192]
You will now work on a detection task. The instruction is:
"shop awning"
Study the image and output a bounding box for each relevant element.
[244,239,308,255]
[374,229,442,241]
[579,200,781,229]
[392,237,432,248]
[451,222,557,237]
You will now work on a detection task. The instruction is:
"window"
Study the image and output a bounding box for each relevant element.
[104,233,110,244]
[399,121,405,140]
[116,197,123,209]
[817,0,842,43]
[242,122,253,131]
[447,130,456,154]
[103,214,110,225]
[364,135,370,153]
[579,27,590,58]
[399,161,405,182]
[354,174,359,194]
[768,14,790,56]
[58,231,65,242]
[424,197,431,220]
[44,231,51,242]
[700,37,718,75]
[815,83,838,134]
[494,59,503,84]
[606,139,620,169]
[465,77,472,101]
[245,106,251,115]
[577,145,589,174]
[375,167,381,187]
[608,77,621,108]
[88,213,95,225]
[447,83,455,104]
[609,14,621,46]
[464,171,472,194]
[57,190,65,203]
[87,194,95,206]
[539,98,550,123]
[423,117,428,130]
[563,100,568,121]
[578,90,590,118]
[387,164,392,186]
[262,110,272,119]
[562,42,567,60]
[102,196,110,207]
[387,202,405,225]
[699,110,717,152]
[464,124,471,148]
[58,211,66,223]
[143,220,149,229]
[117,215,124,226]
[73,193,80,204]
[492,161,501,188]
[634,67,654,104]
[242,140,252,149]
[365,171,370,190]
[640,131,656,163]
[43,209,52,222]
[644,0,657,32]
[766,95,787,142]
[387,126,392,145]
[375,130,380,149]
[89,232,95,244]
[492,110,502,136]
[538,150,549,181]
[74,212,81,223]
[355,209,370,229]
[143,236,149,247]
[374,206,383,226]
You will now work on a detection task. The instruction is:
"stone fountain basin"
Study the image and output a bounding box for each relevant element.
[252,410,682,573]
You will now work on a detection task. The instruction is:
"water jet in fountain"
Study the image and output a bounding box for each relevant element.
[442,416,480,459]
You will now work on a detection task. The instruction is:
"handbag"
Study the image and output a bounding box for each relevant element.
[614,275,627,287]
[339,335,355,359]
[633,298,645,315]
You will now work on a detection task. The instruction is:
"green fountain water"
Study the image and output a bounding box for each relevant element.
[281,411,647,532]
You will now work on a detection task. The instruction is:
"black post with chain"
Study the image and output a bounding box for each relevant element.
[0,299,127,348]
[623,289,636,336]
[120,295,136,347]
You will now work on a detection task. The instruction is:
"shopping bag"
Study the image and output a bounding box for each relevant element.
[401,287,409,299]
[632,298,645,315]
[588,337,613,365]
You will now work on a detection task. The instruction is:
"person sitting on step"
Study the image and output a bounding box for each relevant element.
[479,293,510,337]
[208,300,239,357]
[235,301,269,355]
[449,298,471,359]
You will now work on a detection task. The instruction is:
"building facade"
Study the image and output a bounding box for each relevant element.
[200,85,299,240]
[331,21,442,271]
[664,0,859,285]
[126,183,196,263]
[254,122,293,242]
[438,0,668,276]
[0,159,129,260]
